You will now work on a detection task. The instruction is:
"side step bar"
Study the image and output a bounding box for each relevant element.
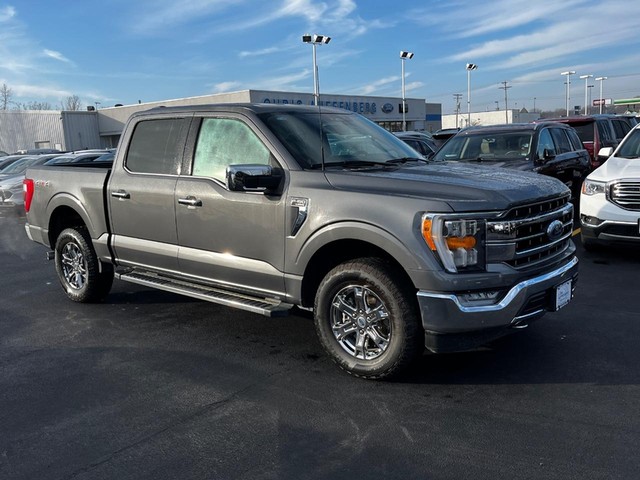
[115,269,292,317]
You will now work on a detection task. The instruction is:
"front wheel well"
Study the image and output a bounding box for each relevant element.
[48,206,87,248]
[300,239,415,308]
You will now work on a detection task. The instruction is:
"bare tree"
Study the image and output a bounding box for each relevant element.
[62,95,83,111]
[1,83,13,110]
[18,101,53,110]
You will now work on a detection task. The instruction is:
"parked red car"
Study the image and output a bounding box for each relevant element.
[538,115,632,169]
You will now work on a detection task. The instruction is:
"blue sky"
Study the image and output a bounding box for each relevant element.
[1,0,639,113]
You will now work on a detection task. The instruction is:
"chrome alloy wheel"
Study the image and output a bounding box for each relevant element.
[60,241,87,290]
[330,285,392,360]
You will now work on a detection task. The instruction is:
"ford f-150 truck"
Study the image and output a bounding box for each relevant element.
[24,104,578,379]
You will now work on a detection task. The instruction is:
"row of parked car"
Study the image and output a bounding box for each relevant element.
[0,149,115,213]
[393,113,640,249]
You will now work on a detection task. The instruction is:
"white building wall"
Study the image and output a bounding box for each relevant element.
[0,110,66,153]
[442,110,540,128]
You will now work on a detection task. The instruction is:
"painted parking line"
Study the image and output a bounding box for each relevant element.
[573,228,581,237]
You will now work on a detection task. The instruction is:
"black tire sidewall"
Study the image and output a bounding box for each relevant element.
[314,259,421,379]
[54,227,111,302]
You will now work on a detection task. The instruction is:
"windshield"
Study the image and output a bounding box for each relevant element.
[258,111,421,168]
[433,131,533,162]
[615,128,640,158]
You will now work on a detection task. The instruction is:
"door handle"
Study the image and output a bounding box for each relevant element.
[111,190,130,199]
[178,196,203,207]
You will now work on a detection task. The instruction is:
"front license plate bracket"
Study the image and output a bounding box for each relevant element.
[554,279,572,311]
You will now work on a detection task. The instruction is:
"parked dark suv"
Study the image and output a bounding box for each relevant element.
[432,122,591,200]
[539,114,632,169]
[393,131,437,157]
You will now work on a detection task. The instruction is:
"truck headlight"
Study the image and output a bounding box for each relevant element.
[581,179,606,196]
[422,215,486,272]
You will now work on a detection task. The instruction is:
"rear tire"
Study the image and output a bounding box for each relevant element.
[54,227,113,303]
[314,258,423,380]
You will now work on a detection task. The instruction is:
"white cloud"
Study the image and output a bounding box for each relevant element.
[133,0,238,33]
[357,75,400,95]
[249,69,311,91]
[443,0,640,72]
[43,49,73,64]
[11,83,72,99]
[211,81,242,93]
[239,47,281,58]
[0,5,16,22]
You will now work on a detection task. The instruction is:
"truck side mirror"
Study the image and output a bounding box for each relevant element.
[597,147,614,160]
[226,164,283,193]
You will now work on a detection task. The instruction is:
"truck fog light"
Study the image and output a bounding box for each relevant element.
[580,214,603,226]
[460,290,501,306]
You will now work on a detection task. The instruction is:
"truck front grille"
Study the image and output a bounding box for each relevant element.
[610,182,640,211]
[486,194,573,270]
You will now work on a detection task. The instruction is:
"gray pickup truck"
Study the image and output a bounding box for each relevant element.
[24,104,578,379]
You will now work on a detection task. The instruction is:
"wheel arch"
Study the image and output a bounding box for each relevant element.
[299,237,418,308]
[45,193,101,248]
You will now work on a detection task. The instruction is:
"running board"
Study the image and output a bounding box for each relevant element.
[115,269,292,317]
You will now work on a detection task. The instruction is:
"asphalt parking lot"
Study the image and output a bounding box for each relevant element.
[1,213,639,480]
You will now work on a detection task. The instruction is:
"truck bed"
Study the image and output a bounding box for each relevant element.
[24,164,112,250]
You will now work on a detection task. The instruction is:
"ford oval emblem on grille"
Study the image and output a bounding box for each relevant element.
[546,220,564,241]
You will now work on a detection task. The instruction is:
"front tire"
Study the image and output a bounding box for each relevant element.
[54,227,113,303]
[314,258,423,379]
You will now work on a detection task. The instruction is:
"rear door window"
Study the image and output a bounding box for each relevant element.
[550,128,573,154]
[596,120,613,143]
[126,118,186,175]
[611,119,631,140]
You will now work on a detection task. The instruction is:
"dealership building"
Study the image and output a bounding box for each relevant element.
[0,90,442,153]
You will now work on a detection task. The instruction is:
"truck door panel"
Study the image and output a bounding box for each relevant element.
[108,117,189,271]
[175,116,286,296]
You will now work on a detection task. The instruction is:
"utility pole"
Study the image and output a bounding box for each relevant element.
[498,81,511,123]
[453,93,462,128]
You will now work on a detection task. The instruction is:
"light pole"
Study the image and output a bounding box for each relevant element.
[466,63,477,126]
[580,74,593,115]
[595,76,608,114]
[453,93,462,128]
[400,51,414,131]
[302,33,331,106]
[561,71,576,116]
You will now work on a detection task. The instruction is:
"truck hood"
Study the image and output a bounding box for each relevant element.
[324,162,568,212]
[588,157,640,181]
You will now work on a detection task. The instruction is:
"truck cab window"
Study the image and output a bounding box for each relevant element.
[126,119,185,175]
[193,118,274,182]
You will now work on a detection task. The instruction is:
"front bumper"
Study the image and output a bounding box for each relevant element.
[580,191,640,244]
[417,256,579,353]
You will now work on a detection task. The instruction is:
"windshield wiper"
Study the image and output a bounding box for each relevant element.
[308,160,393,170]
[386,157,429,165]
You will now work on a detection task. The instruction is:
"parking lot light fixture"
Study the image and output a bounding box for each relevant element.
[302,34,331,106]
[561,71,576,116]
[466,63,478,126]
[400,51,414,131]
[595,76,608,114]
[580,74,593,115]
